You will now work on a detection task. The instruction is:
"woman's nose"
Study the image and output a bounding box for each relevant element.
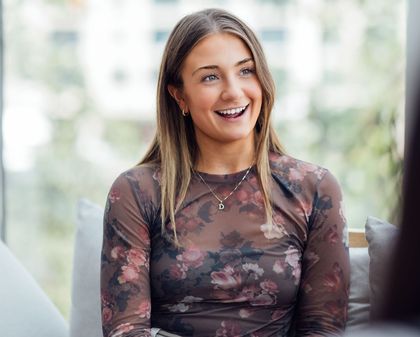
[221,77,242,101]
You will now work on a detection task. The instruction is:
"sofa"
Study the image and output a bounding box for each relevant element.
[0,199,398,337]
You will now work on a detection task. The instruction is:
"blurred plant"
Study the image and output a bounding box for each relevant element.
[277,0,405,227]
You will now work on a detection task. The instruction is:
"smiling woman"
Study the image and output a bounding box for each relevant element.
[168,33,262,171]
[100,8,350,337]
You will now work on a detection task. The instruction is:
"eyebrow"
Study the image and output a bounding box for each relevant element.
[192,57,254,76]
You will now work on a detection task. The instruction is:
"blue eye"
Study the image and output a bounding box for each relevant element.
[203,74,218,82]
[240,67,255,76]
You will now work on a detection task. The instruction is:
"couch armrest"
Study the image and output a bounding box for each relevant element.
[349,229,368,248]
[0,240,68,337]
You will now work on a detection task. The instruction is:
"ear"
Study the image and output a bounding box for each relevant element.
[168,85,188,112]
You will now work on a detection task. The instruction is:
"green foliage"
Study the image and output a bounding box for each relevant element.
[281,0,405,227]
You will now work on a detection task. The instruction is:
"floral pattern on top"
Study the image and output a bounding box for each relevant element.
[101,153,350,337]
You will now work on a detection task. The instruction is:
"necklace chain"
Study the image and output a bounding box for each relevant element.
[195,165,253,211]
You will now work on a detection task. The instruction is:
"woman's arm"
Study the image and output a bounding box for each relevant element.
[293,170,351,336]
[101,172,153,337]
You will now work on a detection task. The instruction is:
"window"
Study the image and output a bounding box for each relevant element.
[260,29,287,43]
[50,31,79,46]
[112,68,128,83]
[154,0,178,3]
[153,30,170,43]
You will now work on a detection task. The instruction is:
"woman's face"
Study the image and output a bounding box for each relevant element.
[170,33,263,150]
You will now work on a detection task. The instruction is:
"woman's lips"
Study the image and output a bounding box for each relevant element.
[215,104,249,119]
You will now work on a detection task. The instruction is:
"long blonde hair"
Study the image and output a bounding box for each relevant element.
[140,8,284,242]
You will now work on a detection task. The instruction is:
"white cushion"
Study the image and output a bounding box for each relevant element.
[347,247,370,330]
[69,199,104,337]
[343,323,420,337]
[0,240,68,337]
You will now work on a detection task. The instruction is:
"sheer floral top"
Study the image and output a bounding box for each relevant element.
[101,152,350,337]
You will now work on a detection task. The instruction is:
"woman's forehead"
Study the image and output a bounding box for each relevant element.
[183,33,253,71]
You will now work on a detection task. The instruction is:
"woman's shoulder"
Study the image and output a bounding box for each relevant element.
[119,162,161,184]
[111,161,159,183]
[268,152,343,207]
[269,151,329,184]
[109,162,162,198]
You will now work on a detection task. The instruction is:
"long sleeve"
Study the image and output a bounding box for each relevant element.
[101,171,153,337]
[293,170,350,337]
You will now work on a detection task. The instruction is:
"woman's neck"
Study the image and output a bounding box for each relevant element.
[195,139,255,175]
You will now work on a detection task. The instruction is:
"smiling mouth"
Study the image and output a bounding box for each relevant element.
[215,104,248,119]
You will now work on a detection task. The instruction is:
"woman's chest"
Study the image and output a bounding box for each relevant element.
[150,217,306,309]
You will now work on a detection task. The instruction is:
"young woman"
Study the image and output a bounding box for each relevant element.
[101,8,350,337]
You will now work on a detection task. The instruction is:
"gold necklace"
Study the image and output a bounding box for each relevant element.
[195,165,253,211]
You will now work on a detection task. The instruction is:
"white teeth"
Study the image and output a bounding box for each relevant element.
[216,106,247,115]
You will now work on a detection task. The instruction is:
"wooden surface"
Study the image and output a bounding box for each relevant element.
[349,229,368,248]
